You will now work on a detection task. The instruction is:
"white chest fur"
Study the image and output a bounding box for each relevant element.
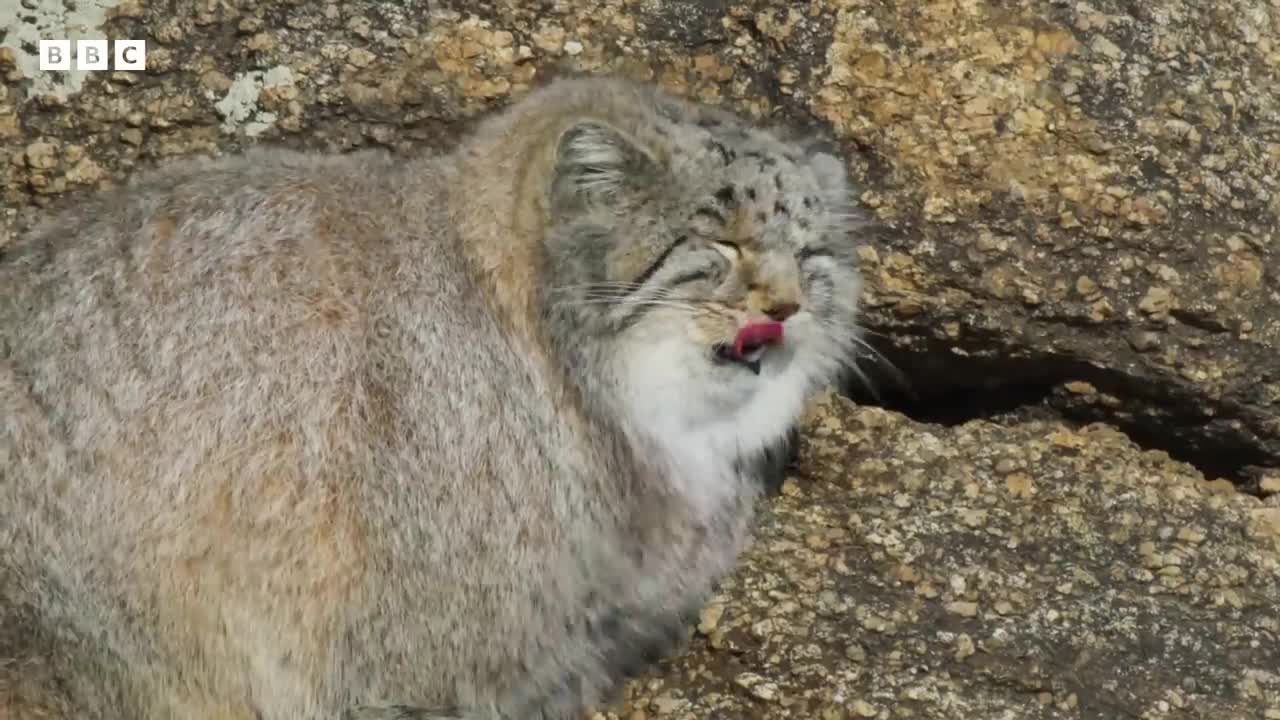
[617,332,816,520]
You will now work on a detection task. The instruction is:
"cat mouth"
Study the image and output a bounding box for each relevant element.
[713,320,785,375]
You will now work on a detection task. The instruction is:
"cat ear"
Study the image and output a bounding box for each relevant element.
[550,121,656,212]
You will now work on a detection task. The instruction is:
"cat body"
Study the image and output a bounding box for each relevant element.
[0,78,863,719]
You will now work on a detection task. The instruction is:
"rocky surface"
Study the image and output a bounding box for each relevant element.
[3,0,1279,717]
[598,394,1280,719]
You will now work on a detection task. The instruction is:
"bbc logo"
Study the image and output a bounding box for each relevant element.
[38,39,146,72]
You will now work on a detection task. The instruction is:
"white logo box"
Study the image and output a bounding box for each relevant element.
[38,39,146,71]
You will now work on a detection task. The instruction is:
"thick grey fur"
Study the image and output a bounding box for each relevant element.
[0,77,864,719]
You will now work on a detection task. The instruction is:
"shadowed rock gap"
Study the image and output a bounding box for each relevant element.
[841,337,1277,495]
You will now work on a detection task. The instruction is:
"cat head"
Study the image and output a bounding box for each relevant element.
[538,84,864,455]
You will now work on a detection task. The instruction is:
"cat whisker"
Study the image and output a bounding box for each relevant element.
[557,298,705,314]
[548,282,646,296]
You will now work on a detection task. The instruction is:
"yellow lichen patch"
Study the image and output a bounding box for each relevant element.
[812,2,1120,222]
[428,17,521,105]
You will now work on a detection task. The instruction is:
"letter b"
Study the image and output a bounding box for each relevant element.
[38,40,71,71]
[77,40,108,71]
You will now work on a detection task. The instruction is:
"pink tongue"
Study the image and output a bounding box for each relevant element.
[733,320,785,357]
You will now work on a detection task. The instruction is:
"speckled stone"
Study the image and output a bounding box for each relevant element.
[597,393,1280,719]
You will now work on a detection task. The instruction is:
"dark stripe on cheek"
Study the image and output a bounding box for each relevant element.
[628,235,688,295]
[694,207,726,225]
[616,239,699,330]
[796,246,832,263]
[668,269,712,287]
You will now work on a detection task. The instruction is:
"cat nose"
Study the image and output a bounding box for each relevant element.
[764,302,800,322]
